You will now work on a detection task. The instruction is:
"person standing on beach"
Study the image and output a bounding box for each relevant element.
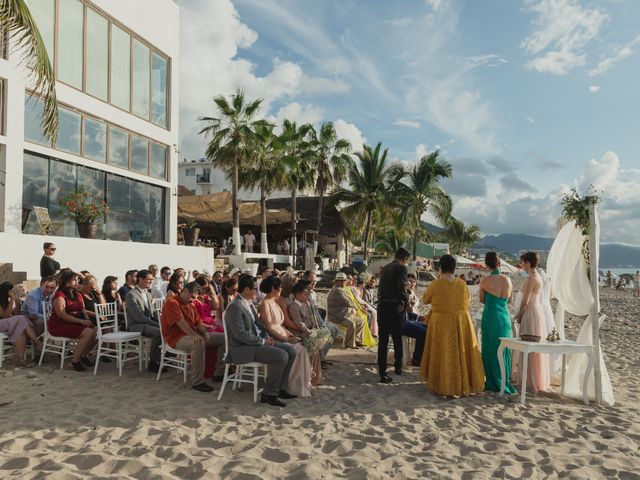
[634,271,640,297]
[244,230,255,253]
[377,248,410,383]
[606,270,613,288]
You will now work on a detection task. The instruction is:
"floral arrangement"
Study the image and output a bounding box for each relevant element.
[560,185,601,266]
[59,187,109,224]
[302,326,334,355]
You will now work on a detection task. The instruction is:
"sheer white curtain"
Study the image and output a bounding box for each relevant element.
[547,218,614,405]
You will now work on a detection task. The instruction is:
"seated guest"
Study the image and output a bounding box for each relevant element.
[194,275,224,381]
[343,277,376,346]
[211,271,223,296]
[102,275,125,330]
[364,276,378,308]
[420,254,485,397]
[125,270,163,373]
[352,277,378,338]
[151,266,171,299]
[402,274,428,367]
[276,272,298,332]
[302,271,326,320]
[164,271,183,299]
[161,282,225,392]
[40,242,60,279]
[225,275,297,407]
[296,280,338,364]
[217,278,237,320]
[255,267,273,304]
[326,273,365,349]
[118,270,138,302]
[21,276,57,335]
[1,282,43,367]
[47,271,97,371]
[259,276,312,396]
[80,275,105,325]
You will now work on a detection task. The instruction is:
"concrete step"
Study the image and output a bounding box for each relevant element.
[0,262,28,285]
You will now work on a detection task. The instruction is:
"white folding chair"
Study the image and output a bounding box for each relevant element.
[39,301,76,369]
[217,312,267,403]
[0,332,14,368]
[156,317,189,383]
[94,302,143,376]
[123,305,152,367]
[151,298,164,321]
[402,336,415,368]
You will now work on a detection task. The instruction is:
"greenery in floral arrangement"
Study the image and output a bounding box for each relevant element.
[59,187,109,224]
[560,185,602,266]
[186,219,198,229]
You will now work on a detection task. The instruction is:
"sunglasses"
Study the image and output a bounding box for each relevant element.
[49,247,57,251]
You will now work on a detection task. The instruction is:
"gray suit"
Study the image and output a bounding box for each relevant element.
[125,287,161,364]
[225,296,295,396]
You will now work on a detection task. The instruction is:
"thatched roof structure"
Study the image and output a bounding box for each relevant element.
[265,196,351,238]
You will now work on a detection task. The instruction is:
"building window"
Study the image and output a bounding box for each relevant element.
[56,106,81,155]
[0,79,5,136]
[149,142,167,180]
[151,52,168,127]
[108,126,129,168]
[132,39,150,119]
[57,0,84,89]
[24,95,49,145]
[22,151,166,243]
[83,116,106,162]
[110,25,131,110]
[130,134,148,174]
[85,7,109,101]
[185,168,195,177]
[25,0,55,59]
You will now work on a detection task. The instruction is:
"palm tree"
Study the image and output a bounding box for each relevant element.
[375,229,408,256]
[308,122,351,251]
[390,150,453,260]
[1,0,58,144]
[279,120,315,260]
[445,218,481,255]
[198,90,265,254]
[238,122,284,253]
[329,142,395,262]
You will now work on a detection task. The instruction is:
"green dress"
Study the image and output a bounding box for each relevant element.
[481,270,516,394]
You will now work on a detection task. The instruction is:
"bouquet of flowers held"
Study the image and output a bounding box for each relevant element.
[300,324,334,355]
[59,187,109,223]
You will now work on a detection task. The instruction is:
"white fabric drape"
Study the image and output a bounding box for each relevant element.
[547,217,614,405]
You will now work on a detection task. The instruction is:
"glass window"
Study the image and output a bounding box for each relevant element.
[110,25,130,111]
[148,185,165,243]
[56,106,81,155]
[83,117,106,162]
[108,126,129,168]
[22,152,49,233]
[149,142,167,179]
[106,174,130,241]
[151,53,168,127]
[132,39,150,119]
[25,0,55,60]
[24,94,48,145]
[77,165,106,237]
[130,135,148,174]
[57,0,84,89]
[48,158,77,236]
[130,181,150,242]
[86,8,109,101]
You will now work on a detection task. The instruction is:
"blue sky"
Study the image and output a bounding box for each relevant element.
[176,0,640,246]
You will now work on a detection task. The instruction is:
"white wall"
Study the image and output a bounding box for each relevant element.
[0,232,214,282]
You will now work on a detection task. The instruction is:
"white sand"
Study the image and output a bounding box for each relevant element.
[1,283,639,479]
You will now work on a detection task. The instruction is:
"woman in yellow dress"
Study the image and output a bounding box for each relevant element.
[420,255,485,397]
[344,280,377,347]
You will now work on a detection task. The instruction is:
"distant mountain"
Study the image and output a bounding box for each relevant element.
[475,234,640,268]
[421,221,445,234]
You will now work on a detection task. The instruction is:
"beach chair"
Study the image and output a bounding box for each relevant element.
[156,318,190,383]
[94,302,143,376]
[217,312,267,403]
[38,301,76,369]
[33,206,63,235]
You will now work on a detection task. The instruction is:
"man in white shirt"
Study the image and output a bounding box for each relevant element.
[151,266,172,299]
[243,230,256,253]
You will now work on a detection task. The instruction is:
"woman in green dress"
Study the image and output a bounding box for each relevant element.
[479,252,516,394]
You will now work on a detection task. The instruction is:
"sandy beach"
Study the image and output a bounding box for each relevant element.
[1,280,639,479]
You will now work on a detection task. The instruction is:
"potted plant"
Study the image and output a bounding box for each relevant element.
[182,219,200,246]
[59,187,109,239]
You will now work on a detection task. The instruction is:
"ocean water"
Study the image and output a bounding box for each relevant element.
[606,268,639,276]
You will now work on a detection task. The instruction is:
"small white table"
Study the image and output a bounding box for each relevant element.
[497,338,595,405]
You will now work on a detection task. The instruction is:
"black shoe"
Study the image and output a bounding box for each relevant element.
[80,356,94,367]
[395,368,403,375]
[379,374,393,383]
[278,390,297,399]
[261,394,286,407]
[99,356,111,364]
[192,383,214,393]
[147,362,167,373]
[212,375,224,382]
[70,361,87,372]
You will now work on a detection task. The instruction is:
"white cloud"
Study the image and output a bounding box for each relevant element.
[425,0,446,11]
[268,102,324,127]
[386,17,414,28]
[462,54,508,70]
[525,115,535,124]
[394,119,421,129]
[589,85,601,93]
[589,34,640,76]
[334,119,367,153]
[522,0,608,75]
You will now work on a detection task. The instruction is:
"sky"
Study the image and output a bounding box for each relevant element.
[175,0,640,246]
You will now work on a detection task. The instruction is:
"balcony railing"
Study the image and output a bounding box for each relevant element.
[196,174,211,184]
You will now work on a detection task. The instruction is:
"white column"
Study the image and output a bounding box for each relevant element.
[588,203,603,404]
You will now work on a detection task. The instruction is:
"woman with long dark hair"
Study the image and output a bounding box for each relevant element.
[217,278,238,320]
[0,282,42,367]
[48,270,97,371]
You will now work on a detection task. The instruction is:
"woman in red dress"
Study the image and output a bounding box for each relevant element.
[48,270,97,371]
[194,275,224,380]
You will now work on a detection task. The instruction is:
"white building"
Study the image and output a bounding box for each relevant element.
[178,157,228,196]
[0,0,213,281]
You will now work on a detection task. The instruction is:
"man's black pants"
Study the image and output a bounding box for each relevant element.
[377,301,404,376]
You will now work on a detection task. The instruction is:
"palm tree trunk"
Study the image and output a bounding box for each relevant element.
[363,209,373,262]
[413,228,418,261]
[260,182,268,254]
[291,187,297,265]
[231,155,241,255]
[313,187,325,254]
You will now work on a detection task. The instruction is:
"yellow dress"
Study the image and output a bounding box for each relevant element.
[420,278,485,397]
[345,287,377,347]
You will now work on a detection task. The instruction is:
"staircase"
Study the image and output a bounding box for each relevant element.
[0,262,39,291]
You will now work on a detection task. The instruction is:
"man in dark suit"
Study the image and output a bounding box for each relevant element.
[224,275,296,407]
[377,248,410,383]
[125,269,162,372]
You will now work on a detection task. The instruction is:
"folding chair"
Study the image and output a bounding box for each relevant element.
[38,301,76,369]
[94,302,143,376]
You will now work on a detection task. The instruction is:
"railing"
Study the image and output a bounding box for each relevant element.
[196,174,211,184]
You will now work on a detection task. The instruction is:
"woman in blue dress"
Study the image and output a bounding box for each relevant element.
[479,252,516,394]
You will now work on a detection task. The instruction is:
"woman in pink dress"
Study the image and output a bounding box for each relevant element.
[0,282,42,367]
[258,276,312,397]
[193,275,224,380]
[514,251,550,393]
